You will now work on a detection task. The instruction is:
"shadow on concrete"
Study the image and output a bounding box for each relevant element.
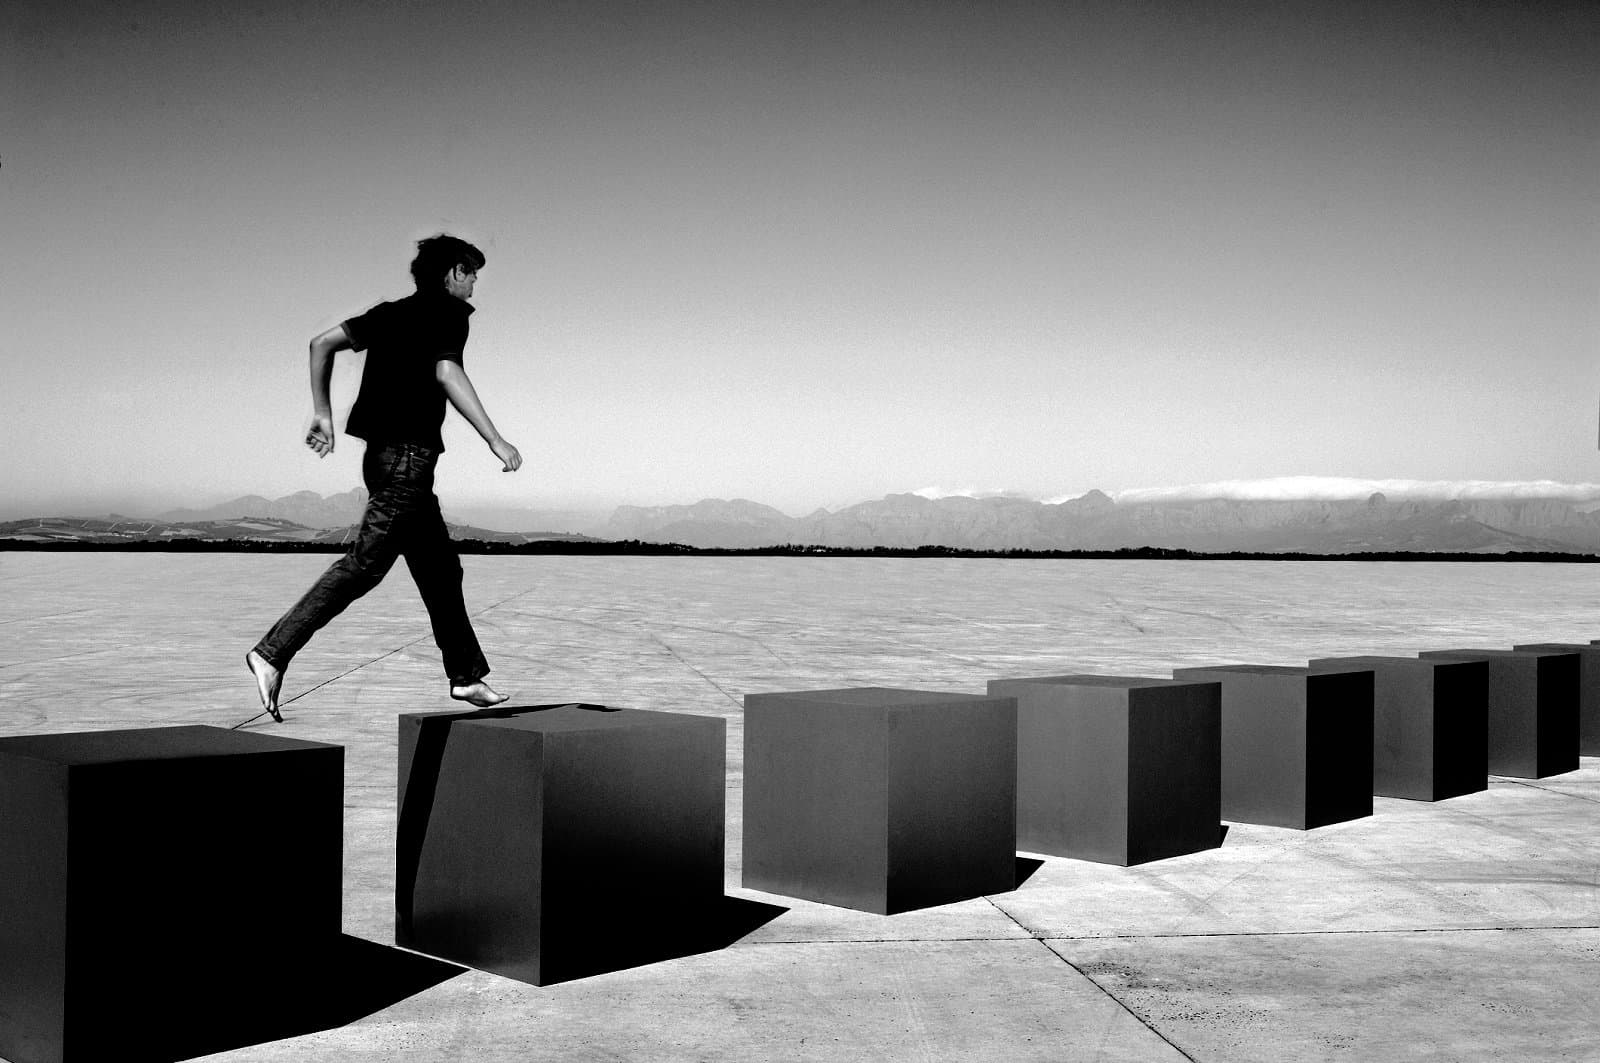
[1219,823,1231,846]
[1015,856,1045,888]
[131,933,464,1062]
[537,894,790,986]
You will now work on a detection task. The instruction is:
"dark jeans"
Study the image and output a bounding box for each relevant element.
[253,442,489,686]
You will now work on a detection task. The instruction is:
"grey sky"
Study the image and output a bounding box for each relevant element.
[3,1,1596,517]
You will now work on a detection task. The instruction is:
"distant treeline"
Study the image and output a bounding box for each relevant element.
[3,538,1599,562]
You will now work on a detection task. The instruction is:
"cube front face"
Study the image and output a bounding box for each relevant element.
[396,712,549,981]
[885,699,1017,910]
[397,705,726,986]
[1173,668,1310,829]
[742,695,890,913]
[0,756,68,1063]
[989,678,1130,863]
[743,688,1016,914]
[1173,667,1372,830]
[537,718,726,982]
[1309,657,1489,801]
[989,676,1220,866]
[0,726,344,1063]
[1420,651,1578,779]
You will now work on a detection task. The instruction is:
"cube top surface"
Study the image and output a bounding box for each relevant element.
[1174,664,1308,677]
[0,724,337,766]
[1308,655,1415,667]
[1309,655,1472,674]
[400,704,712,735]
[1512,642,1597,653]
[746,687,1009,711]
[1421,648,1573,660]
[993,674,1210,691]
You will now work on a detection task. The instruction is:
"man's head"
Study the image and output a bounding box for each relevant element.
[411,234,486,299]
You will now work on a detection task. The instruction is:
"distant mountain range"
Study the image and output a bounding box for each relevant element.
[596,491,1600,554]
[8,488,1600,554]
[153,491,605,535]
[0,513,598,547]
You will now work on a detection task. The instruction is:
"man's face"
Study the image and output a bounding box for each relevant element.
[445,265,478,301]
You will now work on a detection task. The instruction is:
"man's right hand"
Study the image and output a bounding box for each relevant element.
[306,413,335,458]
[491,437,522,472]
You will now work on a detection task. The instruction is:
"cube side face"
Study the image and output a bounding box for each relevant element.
[0,754,69,1063]
[1432,662,1490,800]
[1582,649,1600,756]
[1586,645,1600,755]
[886,698,1017,912]
[64,746,344,1049]
[742,695,889,913]
[1175,670,1309,828]
[538,717,726,983]
[991,680,1130,864]
[1535,655,1581,778]
[398,722,546,982]
[1126,683,1221,865]
[1303,672,1374,829]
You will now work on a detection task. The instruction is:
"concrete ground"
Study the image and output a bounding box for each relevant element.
[2,554,1598,1062]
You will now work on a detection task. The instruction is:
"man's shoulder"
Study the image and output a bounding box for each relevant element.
[400,290,472,313]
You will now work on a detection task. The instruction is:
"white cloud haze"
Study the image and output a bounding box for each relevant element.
[1097,478,1600,506]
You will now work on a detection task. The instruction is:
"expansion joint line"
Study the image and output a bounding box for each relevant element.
[229,582,542,729]
[982,897,1200,1063]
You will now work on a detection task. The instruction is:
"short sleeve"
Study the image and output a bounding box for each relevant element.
[341,303,386,352]
[434,312,469,367]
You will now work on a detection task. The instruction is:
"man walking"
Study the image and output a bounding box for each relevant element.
[246,234,521,721]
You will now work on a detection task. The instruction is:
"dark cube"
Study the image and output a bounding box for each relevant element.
[986,675,1221,865]
[397,704,726,986]
[1513,643,1600,757]
[1170,665,1373,829]
[1308,656,1488,801]
[0,725,343,1063]
[1417,649,1579,778]
[742,687,1016,914]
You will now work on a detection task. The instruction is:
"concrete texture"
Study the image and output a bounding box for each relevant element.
[2,554,1599,1062]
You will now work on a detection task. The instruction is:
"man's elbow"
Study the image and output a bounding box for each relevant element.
[309,325,351,357]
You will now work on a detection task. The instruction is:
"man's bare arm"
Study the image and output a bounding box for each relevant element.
[436,359,523,471]
[306,325,353,457]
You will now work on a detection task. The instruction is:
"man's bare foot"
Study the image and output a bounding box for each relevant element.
[246,650,284,723]
[450,680,509,707]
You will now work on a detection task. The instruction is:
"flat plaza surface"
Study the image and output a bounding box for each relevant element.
[2,553,1598,1061]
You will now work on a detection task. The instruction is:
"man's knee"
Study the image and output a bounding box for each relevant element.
[336,546,397,587]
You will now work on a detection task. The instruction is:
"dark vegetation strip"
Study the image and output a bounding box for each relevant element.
[3,538,1600,562]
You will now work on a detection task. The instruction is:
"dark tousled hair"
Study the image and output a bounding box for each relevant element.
[410,234,487,291]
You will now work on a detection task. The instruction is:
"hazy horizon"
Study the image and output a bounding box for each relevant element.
[14,473,1600,526]
[5,2,1596,517]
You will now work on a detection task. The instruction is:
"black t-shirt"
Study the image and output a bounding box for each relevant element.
[342,290,474,452]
